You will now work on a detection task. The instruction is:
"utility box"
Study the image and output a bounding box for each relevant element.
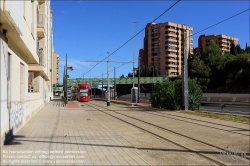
[131,87,138,103]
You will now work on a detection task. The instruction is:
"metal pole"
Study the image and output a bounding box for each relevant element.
[107,52,110,106]
[63,66,65,99]
[90,65,92,97]
[83,73,84,83]
[66,53,68,105]
[114,67,116,100]
[132,22,137,88]
[152,65,154,92]
[94,77,96,98]
[182,33,189,110]
[102,73,103,98]
[138,55,140,103]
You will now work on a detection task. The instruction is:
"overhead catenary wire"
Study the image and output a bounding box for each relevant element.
[186,8,250,40]
[83,0,181,76]
[85,52,107,61]
[113,54,131,62]
[78,3,248,80]
[93,8,250,79]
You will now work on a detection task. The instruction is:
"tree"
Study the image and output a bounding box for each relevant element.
[188,53,210,92]
[203,40,224,71]
[236,44,244,54]
[245,43,249,54]
[127,72,133,77]
[150,79,203,110]
[202,40,226,90]
[230,42,237,55]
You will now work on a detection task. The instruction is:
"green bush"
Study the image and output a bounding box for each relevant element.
[150,79,203,110]
[188,79,203,110]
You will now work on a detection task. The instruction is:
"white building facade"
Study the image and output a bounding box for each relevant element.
[0,0,54,146]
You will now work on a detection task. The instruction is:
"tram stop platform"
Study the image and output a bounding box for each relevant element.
[0,99,152,165]
[1,98,249,166]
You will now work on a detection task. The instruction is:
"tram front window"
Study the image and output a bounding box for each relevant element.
[79,88,88,96]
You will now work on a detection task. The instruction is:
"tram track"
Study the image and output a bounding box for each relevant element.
[109,101,249,136]
[121,107,250,137]
[146,111,249,135]
[83,101,249,165]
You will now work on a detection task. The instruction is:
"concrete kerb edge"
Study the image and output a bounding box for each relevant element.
[93,98,152,108]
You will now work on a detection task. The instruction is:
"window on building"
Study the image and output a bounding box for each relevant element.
[152,38,158,42]
[28,72,40,93]
[28,72,34,92]
[165,46,177,50]
[165,41,177,45]
[152,28,158,32]
[152,33,158,37]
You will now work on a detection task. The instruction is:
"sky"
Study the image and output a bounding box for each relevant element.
[51,0,250,84]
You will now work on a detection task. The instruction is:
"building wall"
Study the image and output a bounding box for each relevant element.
[0,32,9,146]
[0,0,53,146]
[141,22,193,77]
[139,49,144,67]
[53,52,59,84]
[198,34,238,53]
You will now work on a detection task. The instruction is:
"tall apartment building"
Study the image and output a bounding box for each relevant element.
[53,52,59,85]
[198,34,238,53]
[0,0,54,145]
[139,22,193,77]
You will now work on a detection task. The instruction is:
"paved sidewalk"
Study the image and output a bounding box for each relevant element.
[1,100,152,166]
[67,100,80,108]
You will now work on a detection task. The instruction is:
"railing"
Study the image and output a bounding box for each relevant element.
[200,101,250,108]
[62,96,68,105]
[28,85,34,93]
[199,101,250,116]
[37,14,44,27]
[37,51,44,65]
[28,84,39,93]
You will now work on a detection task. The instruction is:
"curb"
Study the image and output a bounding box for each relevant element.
[93,98,152,108]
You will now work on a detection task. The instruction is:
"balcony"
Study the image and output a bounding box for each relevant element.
[165,58,177,63]
[165,48,178,52]
[166,63,178,67]
[167,27,177,32]
[28,65,49,81]
[165,32,177,38]
[28,51,49,81]
[37,14,45,38]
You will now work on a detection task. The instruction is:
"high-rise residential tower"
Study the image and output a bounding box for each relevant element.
[198,34,238,53]
[139,22,193,77]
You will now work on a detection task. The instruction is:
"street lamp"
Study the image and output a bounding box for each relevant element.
[82,73,84,83]
[131,22,137,103]
[64,53,73,106]
[107,52,111,106]
[132,22,137,88]
[90,64,92,97]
